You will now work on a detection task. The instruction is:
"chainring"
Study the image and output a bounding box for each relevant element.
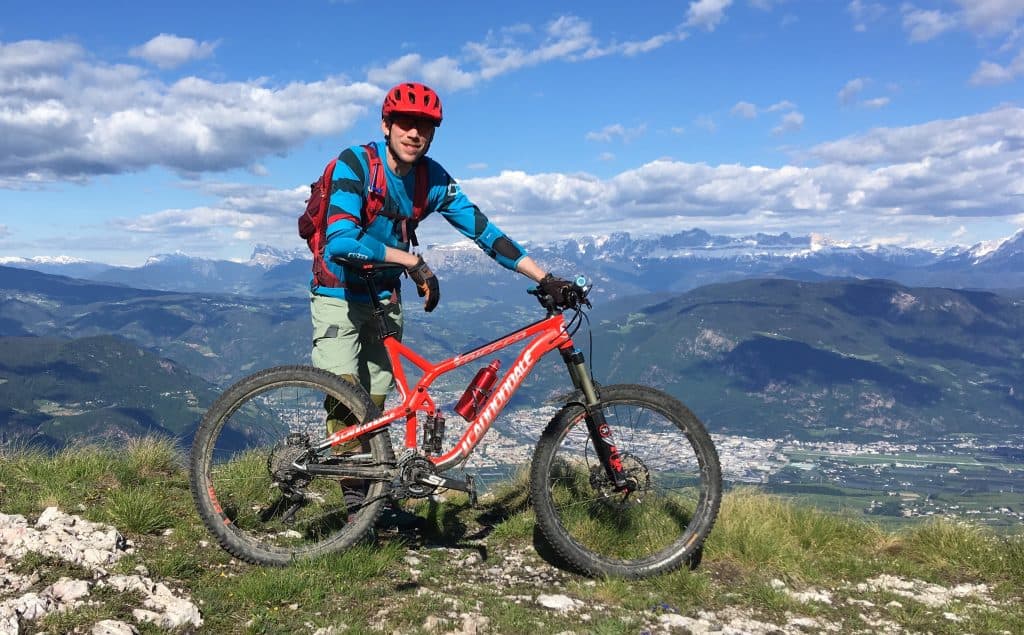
[395,454,439,499]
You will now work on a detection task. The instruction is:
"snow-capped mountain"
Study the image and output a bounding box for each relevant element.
[3,228,1022,296]
[247,244,308,269]
[973,229,1024,269]
[0,255,112,278]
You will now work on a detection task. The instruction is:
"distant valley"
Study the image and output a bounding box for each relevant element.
[1,255,1021,448]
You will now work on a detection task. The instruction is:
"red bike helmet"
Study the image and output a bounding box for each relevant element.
[381,82,443,126]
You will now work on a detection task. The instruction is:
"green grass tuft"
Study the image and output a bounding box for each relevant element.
[104,487,176,535]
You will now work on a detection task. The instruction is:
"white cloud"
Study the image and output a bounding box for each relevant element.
[970,48,1024,84]
[899,1,1024,44]
[91,107,1024,256]
[1,18,690,187]
[585,123,646,143]
[901,7,957,42]
[366,15,682,93]
[0,39,381,181]
[462,107,1024,239]
[598,152,616,161]
[848,1,886,32]
[122,207,278,234]
[695,115,718,133]
[686,0,734,31]
[0,224,10,239]
[466,162,488,170]
[129,34,218,69]
[731,101,758,118]
[766,100,796,112]
[955,0,1024,35]
[838,77,867,105]
[0,39,82,71]
[106,183,310,255]
[772,111,804,135]
[863,97,891,108]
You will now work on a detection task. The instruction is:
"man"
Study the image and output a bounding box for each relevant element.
[310,82,572,445]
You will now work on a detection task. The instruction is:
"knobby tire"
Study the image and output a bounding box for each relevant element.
[530,384,722,579]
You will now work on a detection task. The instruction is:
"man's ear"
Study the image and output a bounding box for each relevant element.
[380,118,390,137]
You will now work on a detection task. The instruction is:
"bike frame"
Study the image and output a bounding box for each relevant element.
[314,260,627,488]
[319,311,577,472]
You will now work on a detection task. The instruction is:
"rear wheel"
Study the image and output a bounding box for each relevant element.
[530,384,721,578]
[189,365,394,566]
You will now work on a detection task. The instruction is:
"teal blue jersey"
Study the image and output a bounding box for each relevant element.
[317,141,527,301]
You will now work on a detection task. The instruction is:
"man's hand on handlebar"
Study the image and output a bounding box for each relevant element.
[538,273,576,308]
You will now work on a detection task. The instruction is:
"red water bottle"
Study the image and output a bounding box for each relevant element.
[454,360,501,421]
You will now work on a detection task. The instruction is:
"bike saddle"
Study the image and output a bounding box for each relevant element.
[329,256,407,276]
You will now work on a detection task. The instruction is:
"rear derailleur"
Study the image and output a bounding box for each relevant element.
[264,433,315,523]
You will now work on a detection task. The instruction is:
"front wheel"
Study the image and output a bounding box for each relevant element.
[530,384,722,578]
[189,365,394,566]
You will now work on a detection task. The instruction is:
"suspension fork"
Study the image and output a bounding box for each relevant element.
[560,348,629,490]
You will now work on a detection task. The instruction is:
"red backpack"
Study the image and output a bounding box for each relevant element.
[298,143,430,288]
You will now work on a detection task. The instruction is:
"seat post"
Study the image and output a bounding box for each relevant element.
[359,270,399,341]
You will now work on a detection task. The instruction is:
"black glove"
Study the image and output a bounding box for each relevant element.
[538,273,573,306]
[407,255,439,312]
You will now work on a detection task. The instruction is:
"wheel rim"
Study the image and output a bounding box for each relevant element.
[544,398,713,567]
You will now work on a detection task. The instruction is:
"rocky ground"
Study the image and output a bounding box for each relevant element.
[0,508,201,634]
[0,506,1013,634]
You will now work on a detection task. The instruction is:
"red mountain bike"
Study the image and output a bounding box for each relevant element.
[189,260,721,579]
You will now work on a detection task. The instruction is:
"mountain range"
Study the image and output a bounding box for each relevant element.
[1,259,1020,448]
[3,227,1023,298]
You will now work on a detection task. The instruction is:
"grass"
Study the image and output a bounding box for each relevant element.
[0,439,1022,635]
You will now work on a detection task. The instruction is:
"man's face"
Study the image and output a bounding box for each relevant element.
[383,115,437,165]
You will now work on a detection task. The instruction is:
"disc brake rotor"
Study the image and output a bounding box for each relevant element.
[589,453,651,510]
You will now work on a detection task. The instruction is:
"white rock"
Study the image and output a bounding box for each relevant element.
[92,619,139,635]
[0,605,19,634]
[11,592,50,621]
[537,594,579,612]
[45,578,90,603]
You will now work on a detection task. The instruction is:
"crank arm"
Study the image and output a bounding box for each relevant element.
[417,473,478,505]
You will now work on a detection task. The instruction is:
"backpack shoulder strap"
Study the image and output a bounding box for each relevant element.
[362,142,387,220]
[412,159,430,222]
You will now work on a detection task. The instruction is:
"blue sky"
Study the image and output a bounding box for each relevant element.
[1,0,1023,265]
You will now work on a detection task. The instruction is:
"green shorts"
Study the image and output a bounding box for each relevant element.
[310,293,404,395]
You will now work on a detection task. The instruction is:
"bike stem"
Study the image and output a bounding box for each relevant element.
[560,348,629,490]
